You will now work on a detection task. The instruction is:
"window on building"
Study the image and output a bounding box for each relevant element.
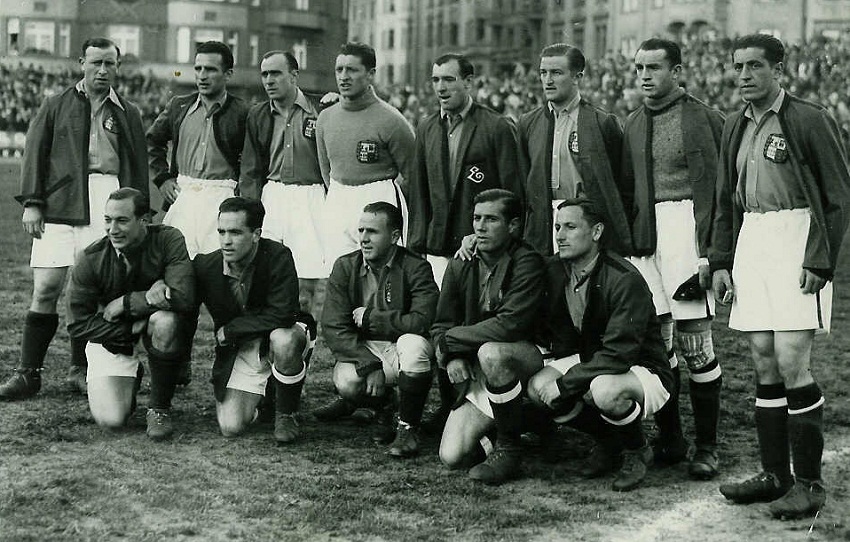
[620,37,637,55]
[58,23,71,57]
[426,20,433,47]
[109,25,141,57]
[574,26,585,48]
[33,1,48,12]
[250,34,259,65]
[24,20,55,55]
[7,18,20,55]
[386,63,395,84]
[177,27,192,62]
[293,39,307,69]
[388,29,395,49]
[550,23,564,42]
[227,30,239,64]
[204,11,218,22]
[449,23,459,45]
[595,21,607,54]
[296,0,310,9]
[195,28,225,53]
[476,19,486,41]
[622,0,639,12]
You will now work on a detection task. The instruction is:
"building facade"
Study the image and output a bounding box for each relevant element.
[0,0,348,91]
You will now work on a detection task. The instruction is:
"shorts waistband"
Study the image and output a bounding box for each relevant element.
[329,177,396,187]
[655,199,694,208]
[743,208,810,220]
[176,175,237,190]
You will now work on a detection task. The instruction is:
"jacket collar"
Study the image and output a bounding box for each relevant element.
[75,79,124,110]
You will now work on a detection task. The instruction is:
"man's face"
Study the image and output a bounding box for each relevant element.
[261,53,298,102]
[539,55,581,105]
[431,59,471,113]
[358,212,399,265]
[105,198,147,251]
[473,201,518,255]
[218,211,260,264]
[80,45,119,96]
[194,52,231,98]
[634,48,680,100]
[335,54,374,99]
[733,47,782,106]
[554,205,602,262]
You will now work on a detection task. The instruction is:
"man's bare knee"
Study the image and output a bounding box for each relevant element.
[333,363,364,400]
[589,375,622,413]
[148,311,181,351]
[477,342,511,376]
[270,328,306,374]
[397,334,433,374]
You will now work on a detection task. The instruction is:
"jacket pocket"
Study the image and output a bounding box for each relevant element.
[686,149,704,182]
[44,174,74,198]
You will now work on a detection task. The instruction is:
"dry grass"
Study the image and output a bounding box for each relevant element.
[0,159,849,541]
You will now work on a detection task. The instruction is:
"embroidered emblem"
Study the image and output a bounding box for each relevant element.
[302,118,316,139]
[384,279,392,304]
[356,140,379,163]
[103,115,118,134]
[763,133,788,163]
[568,131,579,154]
[466,165,485,183]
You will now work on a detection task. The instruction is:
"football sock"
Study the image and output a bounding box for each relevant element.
[70,337,88,369]
[689,360,722,450]
[602,401,644,450]
[20,311,58,370]
[487,379,523,446]
[755,383,792,484]
[654,359,684,442]
[147,345,181,410]
[398,370,432,426]
[787,383,825,482]
[272,361,307,414]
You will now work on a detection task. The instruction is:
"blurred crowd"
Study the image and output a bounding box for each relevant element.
[2,35,850,141]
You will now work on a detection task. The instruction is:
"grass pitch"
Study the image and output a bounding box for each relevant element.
[0,159,849,541]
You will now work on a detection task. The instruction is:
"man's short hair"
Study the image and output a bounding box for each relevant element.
[219,197,265,230]
[108,187,150,218]
[557,197,605,228]
[434,53,474,79]
[363,201,403,233]
[81,37,121,59]
[539,43,586,74]
[197,41,235,71]
[339,42,377,70]
[474,189,523,223]
[732,33,785,65]
[262,50,299,71]
[637,38,682,67]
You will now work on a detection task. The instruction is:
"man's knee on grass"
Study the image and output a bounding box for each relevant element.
[147,310,183,354]
[270,326,308,376]
[333,362,367,401]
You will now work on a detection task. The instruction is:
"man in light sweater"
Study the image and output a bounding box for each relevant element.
[316,42,416,265]
[622,39,724,479]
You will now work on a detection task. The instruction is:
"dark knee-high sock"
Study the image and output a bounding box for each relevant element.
[273,361,306,415]
[487,379,524,448]
[654,354,683,441]
[755,383,792,484]
[603,402,645,451]
[20,311,59,369]
[690,359,722,450]
[786,383,825,482]
[147,346,181,410]
[70,337,88,369]
[398,371,432,426]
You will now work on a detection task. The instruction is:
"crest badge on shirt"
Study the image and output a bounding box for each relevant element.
[384,280,392,304]
[465,164,485,183]
[302,118,316,140]
[356,140,379,163]
[103,115,118,134]
[568,131,579,155]
[763,133,788,164]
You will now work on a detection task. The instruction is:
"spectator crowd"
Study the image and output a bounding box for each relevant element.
[2,35,850,140]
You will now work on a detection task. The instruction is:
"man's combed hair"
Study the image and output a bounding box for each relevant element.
[637,38,682,67]
[262,50,299,71]
[108,188,150,218]
[363,201,403,233]
[339,42,377,70]
[434,53,474,79]
[539,43,586,74]
[732,33,785,65]
[557,197,605,228]
[81,37,121,59]
[197,41,235,71]
[474,189,523,223]
[219,197,266,230]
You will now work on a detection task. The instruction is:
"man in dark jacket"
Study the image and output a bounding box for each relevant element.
[240,50,326,318]
[147,41,249,258]
[408,52,522,431]
[622,39,724,479]
[67,188,194,441]
[526,198,673,492]
[194,197,314,443]
[711,34,850,519]
[520,43,631,257]
[2,37,148,400]
[319,202,438,458]
[432,189,545,485]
